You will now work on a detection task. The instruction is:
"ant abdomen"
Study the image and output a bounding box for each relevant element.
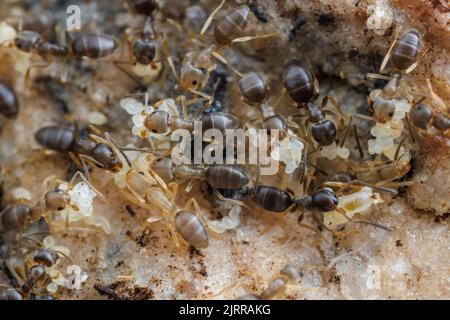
[175,210,209,249]
[34,126,75,152]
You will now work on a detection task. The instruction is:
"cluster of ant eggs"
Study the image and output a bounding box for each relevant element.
[271,136,304,174]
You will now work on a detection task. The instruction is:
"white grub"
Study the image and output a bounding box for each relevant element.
[271,135,304,174]
[366,0,393,36]
[132,62,163,82]
[10,187,32,201]
[88,111,108,126]
[320,142,350,160]
[208,205,242,233]
[57,182,111,234]
[324,187,383,227]
[120,97,154,138]
[91,88,107,102]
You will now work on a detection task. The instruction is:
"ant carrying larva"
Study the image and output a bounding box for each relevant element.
[115,0,171,84]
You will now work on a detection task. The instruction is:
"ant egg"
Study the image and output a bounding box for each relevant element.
[0,22,17,44]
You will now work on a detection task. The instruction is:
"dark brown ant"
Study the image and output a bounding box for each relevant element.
[0,204,31,231]
[283,59,319,105]
[125,0,159,16]
[15,30,117,60]
[14,28,117,83]
[165,0,276,101]
[143,108,239,135]
[252,180,396,226]
[379,28,422,74]
[409,79,449,133]
[115,1,164,84]
[201,0,276,46]
[34,124,123,177]
[366,29,423,99]
[21,264,46,295]
[0,80,19,118]
[151,160,250,190]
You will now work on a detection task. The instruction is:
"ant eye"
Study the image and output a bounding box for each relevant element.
[388,112,394,117]
[192,80,198,85]
[152,129,157,133]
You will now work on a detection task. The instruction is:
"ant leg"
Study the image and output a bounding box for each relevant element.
[312,212,342,237]
[426,79,447,112]
[380,28,399,73]
[121,188,147,205]
[25,62,49,87]
[104,132,133,168]
[339,115,354,148]
[79,155,91,183]
[166,56,179,81]
[377,180,415,188]
[353,125,364,158]
[200,0,227,36]
[273,88,286,108]
[297,206,326,237]
[69,170,106,200]
[231,31,279,44]
[213,190,248,208]
[149,167,173,198]
[199,64,217,91]
[113,60,142,86]
[78,154,105,169]
[394,135,409,161]
[351,113,374,122]
[211,51,243,77]
[185,197,213,231]
[353,220,392,232]
[405,49,427,74]
[347,180,399,195]
[189,89,213,107]
[193,77,220,119]
[120,147,155,154]
[322,95,344,118]
[366,73,392,81]
[176,95,188,121]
